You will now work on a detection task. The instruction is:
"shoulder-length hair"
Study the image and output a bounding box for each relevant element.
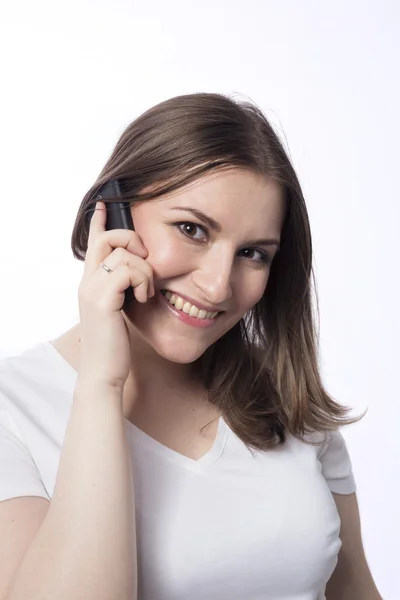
[71,92,364,451]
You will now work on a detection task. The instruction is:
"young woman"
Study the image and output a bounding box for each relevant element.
[0,93,381,599]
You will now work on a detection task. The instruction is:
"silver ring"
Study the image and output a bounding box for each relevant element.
[99,262,112,274]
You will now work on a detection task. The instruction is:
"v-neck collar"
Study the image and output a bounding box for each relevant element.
[125,415,228,470]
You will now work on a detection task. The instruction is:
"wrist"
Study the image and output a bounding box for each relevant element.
[75,373,125,398]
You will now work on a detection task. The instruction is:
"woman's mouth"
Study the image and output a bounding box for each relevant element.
[161,290,219,319]
[158,290,222,328]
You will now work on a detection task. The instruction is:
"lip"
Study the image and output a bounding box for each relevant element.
[157,290,220,329]
[161,289,223,313]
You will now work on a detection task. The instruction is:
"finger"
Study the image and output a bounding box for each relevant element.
[102,230,148,259]
[85,200,108,273]
[86,223,148,279]
[87,201,106,245]
[99,248,153,278]
[96,265,151,305]
[131,276,150,303]
[92,249,155,298]
[85,232,148,276]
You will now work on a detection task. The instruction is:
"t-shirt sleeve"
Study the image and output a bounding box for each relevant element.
[318,429,356,495]
[0,410,50,503]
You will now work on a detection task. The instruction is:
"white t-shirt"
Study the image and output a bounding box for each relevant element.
[0,341,356,600]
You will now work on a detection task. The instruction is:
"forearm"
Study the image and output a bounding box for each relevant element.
[326,584,382,600]
[325,559,382,600]
[6,377,137,600]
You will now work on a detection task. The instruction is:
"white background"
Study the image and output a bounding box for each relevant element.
[0,1,398,597]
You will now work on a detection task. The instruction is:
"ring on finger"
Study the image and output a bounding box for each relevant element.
[99,262,113,274]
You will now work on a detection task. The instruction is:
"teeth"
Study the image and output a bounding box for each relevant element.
[162,290,218,320]
[175,296,184,310]
[182,301,192,314]
[188,304,199,317]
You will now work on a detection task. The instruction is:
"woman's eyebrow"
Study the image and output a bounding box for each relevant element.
[170,206,222,232]
[169,205,280,249]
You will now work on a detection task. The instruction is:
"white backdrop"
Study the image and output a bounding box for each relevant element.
[0,1,398,597]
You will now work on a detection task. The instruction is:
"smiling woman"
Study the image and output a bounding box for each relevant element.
[0,92,380,600]
[72,94,361,449]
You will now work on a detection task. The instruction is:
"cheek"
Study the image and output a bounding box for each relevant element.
[145,234,188,278]
[237,272,269,312]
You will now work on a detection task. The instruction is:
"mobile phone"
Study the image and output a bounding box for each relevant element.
[92,179,135,310]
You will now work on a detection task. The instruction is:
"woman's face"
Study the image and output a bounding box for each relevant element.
[125,168,285,364]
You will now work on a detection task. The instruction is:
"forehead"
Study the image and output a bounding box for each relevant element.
[150,168,284,227]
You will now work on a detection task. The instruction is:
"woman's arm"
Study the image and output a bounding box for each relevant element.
[325,492,382,600]
[5,377,137,600]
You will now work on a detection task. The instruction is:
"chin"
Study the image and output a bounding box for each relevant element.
[151,339,208,364]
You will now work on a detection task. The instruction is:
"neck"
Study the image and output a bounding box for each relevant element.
[72,319,209,421]
[123,312,199,388]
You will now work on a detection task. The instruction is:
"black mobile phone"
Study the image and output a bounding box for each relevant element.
[91,179,135,310]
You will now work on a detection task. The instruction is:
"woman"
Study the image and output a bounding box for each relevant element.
[0,93,381,599]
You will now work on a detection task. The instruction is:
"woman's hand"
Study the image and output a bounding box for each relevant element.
[77,200,154,388]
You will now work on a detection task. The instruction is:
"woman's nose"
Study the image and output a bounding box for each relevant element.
[192,253,234,307]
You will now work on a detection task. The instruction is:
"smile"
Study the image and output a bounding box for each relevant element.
[161,290,219,320]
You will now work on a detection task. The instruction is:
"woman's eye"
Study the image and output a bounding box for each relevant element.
[177,222,270,265]
[239,248,270,264]
[177,222,208,241]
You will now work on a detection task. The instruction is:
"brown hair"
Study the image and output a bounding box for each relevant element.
[71,92,365,451]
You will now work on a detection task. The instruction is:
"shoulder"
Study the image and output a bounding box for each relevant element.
[296,428,357,495]
[0,344,60,504]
